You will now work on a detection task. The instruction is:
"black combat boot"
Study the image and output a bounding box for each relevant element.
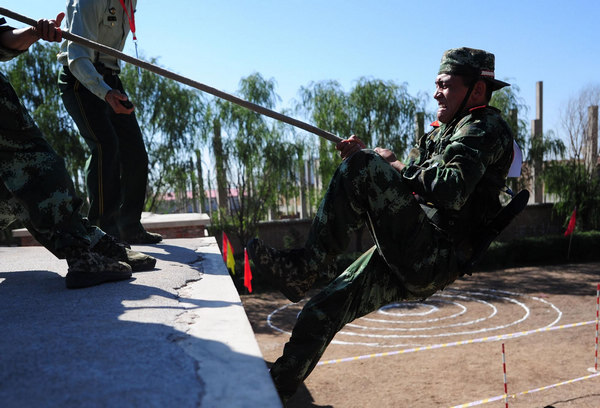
[92,234,157,272]
[64,247,132,289]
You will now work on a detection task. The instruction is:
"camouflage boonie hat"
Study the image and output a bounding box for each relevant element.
[438,47,510,91]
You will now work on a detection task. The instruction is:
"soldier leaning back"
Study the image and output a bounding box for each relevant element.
[248,47,514,403]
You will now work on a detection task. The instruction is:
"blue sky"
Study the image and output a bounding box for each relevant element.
[7,1,600,143]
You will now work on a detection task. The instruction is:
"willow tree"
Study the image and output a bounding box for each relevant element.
[210,73,300,250]
[203,101,231,216]
[297,78,428,189]
[296,80,351,187]
[349,77,426,158]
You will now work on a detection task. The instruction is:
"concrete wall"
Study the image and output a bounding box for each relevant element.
[255,204,564,251]
[12,213,210,246]
[496,203,563,242]
[257,218,375,253]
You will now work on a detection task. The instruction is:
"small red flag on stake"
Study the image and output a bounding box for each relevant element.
[244,248,253,293]
[565,208,577,236]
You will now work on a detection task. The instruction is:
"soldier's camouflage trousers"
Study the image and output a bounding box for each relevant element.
[270,150,459,400]
[0,74,100,257]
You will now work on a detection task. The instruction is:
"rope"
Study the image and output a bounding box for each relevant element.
[0,7,342,144]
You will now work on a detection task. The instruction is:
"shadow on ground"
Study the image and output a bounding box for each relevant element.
[0,267,266,407]
[465,262,600,297]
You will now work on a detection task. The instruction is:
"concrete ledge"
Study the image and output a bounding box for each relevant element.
[12,212,212,246]
[0,237,281,407]
[138,212,211,229]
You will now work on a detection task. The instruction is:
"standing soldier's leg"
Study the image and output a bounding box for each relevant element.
[0,125,132,285]
[59,67,121,237]
[107,75,161,244]
[110,109,147,238]
[0,185,25,232]
[107,75,151,241]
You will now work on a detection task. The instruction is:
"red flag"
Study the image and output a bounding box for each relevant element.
[222,232,228,262]
[564,208,577,236]
[244,248,253,293]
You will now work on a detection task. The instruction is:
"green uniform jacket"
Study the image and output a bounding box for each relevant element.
[402,105,514,244]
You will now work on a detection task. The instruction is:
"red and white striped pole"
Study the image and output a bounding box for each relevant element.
[502,343,509,408]
[595,283,599,372]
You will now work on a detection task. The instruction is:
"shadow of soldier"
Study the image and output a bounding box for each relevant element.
[0,260,274,407]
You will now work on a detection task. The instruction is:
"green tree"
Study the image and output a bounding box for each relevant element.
[489,82,529,152]
[210,73,299,252]
[544,158,600,231]
[543,84,600,231]
[210,107,229,214]
[296,80,351,186]
[297,78,429,189]
[349,77,426,158]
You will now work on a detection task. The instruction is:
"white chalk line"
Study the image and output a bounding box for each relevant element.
[378,301,441,317]
[265,288,596,405]
[449,370,600,407]
[365,299,469,323]
[342,294,503,334]
[350,296,495,330]
[267,289,562,348]
[317,319,594,365]
[341,290,560,338]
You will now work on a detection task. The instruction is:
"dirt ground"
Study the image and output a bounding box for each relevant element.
[241,263,600,408]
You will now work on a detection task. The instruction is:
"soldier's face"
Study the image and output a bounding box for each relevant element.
[434,74,469,123]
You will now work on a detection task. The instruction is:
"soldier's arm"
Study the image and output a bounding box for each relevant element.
[374,147,405,172]
[402,117,509,210]
[0,13,64,51]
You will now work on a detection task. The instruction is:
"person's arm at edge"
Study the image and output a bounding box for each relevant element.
[0,13,64,50]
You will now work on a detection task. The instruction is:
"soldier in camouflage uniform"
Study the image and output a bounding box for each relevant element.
[0,14,156,288]
[248,47,514,402]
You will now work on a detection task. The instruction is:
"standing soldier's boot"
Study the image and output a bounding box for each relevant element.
[92,233,157,272]
[64,247,132,289]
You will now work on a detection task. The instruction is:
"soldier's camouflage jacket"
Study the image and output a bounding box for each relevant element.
[402,105,514,245]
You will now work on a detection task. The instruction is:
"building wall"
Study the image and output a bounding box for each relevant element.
[496,203,563,241]
[256,218,375,253]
